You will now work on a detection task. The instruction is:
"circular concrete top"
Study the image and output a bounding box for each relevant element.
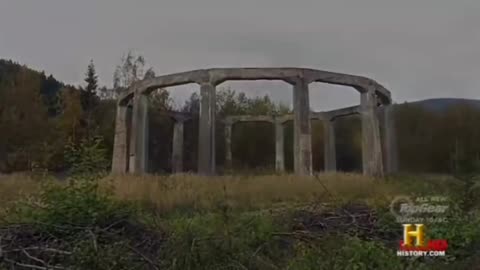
[119,67,391,105]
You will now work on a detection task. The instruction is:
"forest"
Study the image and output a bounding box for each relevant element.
[1,55,480,269]
[1,55,480,176]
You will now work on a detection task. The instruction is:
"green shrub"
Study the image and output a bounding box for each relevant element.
[161,211,288,270]
[64,136,109,175]
[428,207,480,261]
[0,175,164,270]
[7,174,127,227]
[288,235,407,270]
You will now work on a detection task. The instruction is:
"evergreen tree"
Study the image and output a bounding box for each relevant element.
[82,60,99,138]
[83,60,98,110]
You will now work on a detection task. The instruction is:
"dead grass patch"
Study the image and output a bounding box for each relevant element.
[102,173,401,213]
[0,173,42,205]
[0,172,455,214]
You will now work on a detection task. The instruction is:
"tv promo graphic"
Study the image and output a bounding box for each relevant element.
[390,195,450,224]
[397,224,448,257]
[390,195,450,257]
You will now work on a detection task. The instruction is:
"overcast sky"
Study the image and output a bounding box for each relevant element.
[1,0,479,110]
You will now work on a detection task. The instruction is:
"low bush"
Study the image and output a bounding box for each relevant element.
[0,174,164,269]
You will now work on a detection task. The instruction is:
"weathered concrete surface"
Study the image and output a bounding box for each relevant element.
[170,113,192,173]
[114,67,392,177]
[383,105,398,174]
[172,121,184,173]
[113,99,385,176]
[220,102,385,176]
[129,94,149,174]
[223,106,360,125]
[128,99,138,173]
[198,82,216,175]
[162,111,192,123]
[323,119,336,172]
[119,68,391,106]
[293,78,312,176]
[226,115,275,123]
[222,105,362,174]
[224,121,233,170]
[361,90,384,177]
[323,106,361,121]
[137,95,149,173]
[274,120,285,172]
[112,105,131,174]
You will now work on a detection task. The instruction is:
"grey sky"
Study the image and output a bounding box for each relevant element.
[1,0,479,110]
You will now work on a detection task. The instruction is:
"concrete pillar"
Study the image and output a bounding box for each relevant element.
[275,120,285,172]
[384,105,398,174]
[129,94,149,174]
[172,120,184,173]
[224,121,233,170]
[198,82,216,175]
[112,104,131,174]
[323,119,336,172]
[361,90,384,177]
[292,78,313,176]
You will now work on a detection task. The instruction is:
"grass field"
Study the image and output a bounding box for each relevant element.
[0,172,459,211]
[0,172,478,269]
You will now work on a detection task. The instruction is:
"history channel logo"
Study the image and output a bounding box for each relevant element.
[397,224,448,257]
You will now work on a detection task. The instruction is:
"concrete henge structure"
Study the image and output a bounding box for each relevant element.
[162,111,192,174]
[223,105,398,174]
[223,106,362,173]
[112,67,395,177]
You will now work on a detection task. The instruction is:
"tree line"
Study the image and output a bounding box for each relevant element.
[1,54,480,174]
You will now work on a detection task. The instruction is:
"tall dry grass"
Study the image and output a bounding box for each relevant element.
[0,172,453,214]
[102,173,401,213]
[0,173,42,206]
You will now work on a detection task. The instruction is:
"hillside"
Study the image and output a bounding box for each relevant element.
[2,58,480,175]
[2,58,479,113]
[0,59,114,173]
[404,98,480,112]
[0,59,66,115]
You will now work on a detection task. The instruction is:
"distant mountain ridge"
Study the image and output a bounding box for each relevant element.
[0,59,81,115]
[2,58,479,114]
[398,98,480,112]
